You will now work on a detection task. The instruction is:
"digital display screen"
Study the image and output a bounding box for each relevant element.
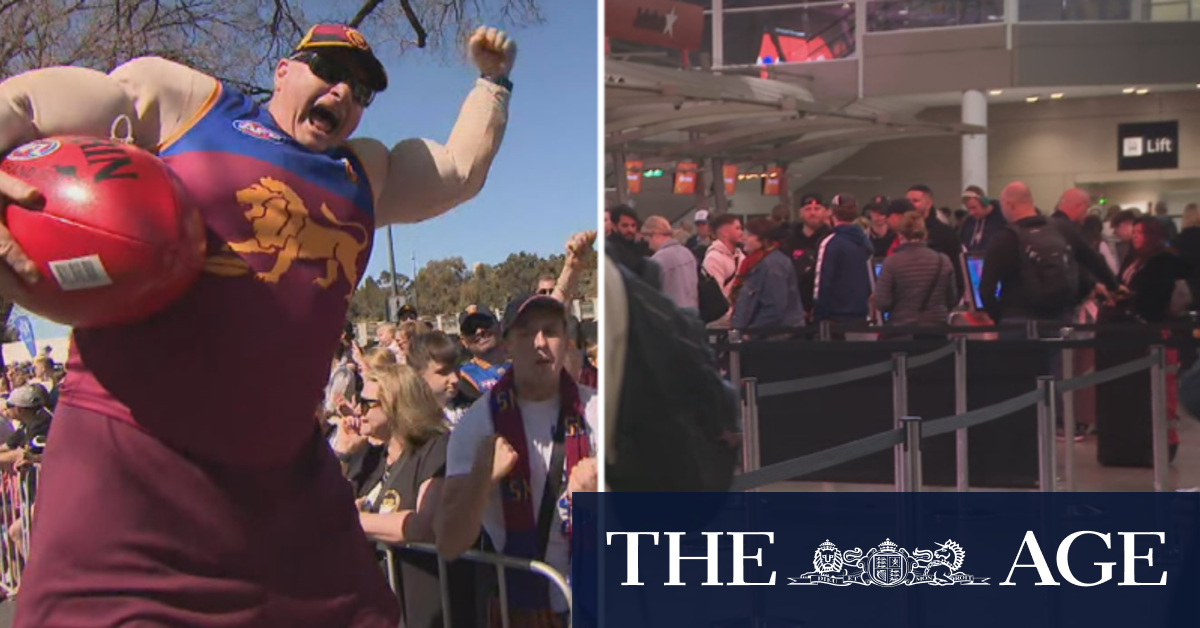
[966,255,1001,310]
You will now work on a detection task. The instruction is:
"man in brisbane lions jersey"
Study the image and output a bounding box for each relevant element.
[0,23,515,628]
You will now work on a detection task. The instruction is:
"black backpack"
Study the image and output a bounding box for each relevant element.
[697,265,730,323]
[1010,222,1079,316]
[609,260,738,494]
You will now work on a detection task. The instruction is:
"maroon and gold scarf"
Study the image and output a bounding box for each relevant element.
[489,368,590,619]
[729,243,777,306]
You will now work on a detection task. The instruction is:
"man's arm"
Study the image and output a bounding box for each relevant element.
[1063,225,1119,291]
[436,435,515,559]
[980,229,1018,322]
[0,56,215,155]
[348,81,508,226]
[552,231,597,303]
[812,237,836,320]
[350,28,517,227]
[730,271,759,330]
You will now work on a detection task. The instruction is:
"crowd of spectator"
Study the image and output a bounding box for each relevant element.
[318,230,599,628]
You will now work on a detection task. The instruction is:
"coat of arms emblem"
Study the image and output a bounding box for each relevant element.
[789,538,989,587]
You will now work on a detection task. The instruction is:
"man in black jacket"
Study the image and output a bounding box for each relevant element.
[907,184,965,300]
[981,182,1118,326]
[1051,187,1117,306]
[788,193,833,321]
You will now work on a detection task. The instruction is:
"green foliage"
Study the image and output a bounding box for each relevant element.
[350,251,597,321]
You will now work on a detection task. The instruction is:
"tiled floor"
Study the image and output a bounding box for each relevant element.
[761,414,1200,493]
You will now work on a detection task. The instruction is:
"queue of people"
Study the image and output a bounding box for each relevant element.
[606,181,1199,460]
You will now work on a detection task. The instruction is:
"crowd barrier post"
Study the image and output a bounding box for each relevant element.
[435,555,457,628]
[728,329,743,407]
[1060,330,1076,493]
[892,353,909,493]
[742,378,762,484]
[819,320,832,341]
[1150,345,1170,493]
[1036,376,1058,493]
[902,416,923,493]
[953,336,969,492]
[19,471,31,566]
[1025,320,1039,340]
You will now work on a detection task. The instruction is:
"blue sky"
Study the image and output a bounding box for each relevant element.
[26,0,599,340]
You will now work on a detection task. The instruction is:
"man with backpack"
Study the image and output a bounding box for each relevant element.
[980,182,1119,330]
[702,213,746,328]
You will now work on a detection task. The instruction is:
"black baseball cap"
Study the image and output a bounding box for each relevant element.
[864,195,889,214]
[501,294,567,337]
[459,305,498,336]
[798,192,824,208]
[885,198,916,216]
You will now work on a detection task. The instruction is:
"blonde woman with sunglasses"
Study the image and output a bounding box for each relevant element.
[356,364,478,628]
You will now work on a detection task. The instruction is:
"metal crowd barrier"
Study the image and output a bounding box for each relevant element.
[728,327,1175,493]
[0,465,37,597]
[380,541,573,628]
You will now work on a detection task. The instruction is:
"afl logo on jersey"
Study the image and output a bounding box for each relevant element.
[7,139,61,161]
[233,120,285,143]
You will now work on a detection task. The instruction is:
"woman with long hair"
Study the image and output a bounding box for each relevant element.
[356,364,476,628]
[1113,216,1190,461]
[1116,217,1189,322]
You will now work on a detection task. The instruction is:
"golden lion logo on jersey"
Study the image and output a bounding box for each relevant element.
[217,177,369,289]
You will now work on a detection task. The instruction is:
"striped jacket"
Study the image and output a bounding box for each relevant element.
[874,242,958,327]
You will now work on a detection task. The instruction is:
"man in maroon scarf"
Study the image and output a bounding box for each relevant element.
[438,293,598,628]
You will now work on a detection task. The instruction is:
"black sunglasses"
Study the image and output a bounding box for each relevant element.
[359,396,381,411]
[292,52,376,108]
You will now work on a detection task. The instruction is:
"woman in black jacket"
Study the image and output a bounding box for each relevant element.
[1116,217,1189,322]
[1113,216,1190,461]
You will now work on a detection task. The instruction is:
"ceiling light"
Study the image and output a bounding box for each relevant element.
[989,90,1003,96]
[1136,88,1150,95]
[1026,96,1039,103]
[1123,87,1136,94]
[1050,93,1064,99]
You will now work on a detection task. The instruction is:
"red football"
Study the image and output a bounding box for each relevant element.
[0,136,206,328]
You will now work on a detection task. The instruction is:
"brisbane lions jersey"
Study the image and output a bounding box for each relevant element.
[62,83,375,468]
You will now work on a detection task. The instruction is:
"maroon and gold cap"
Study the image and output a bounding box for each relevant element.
[295,24,388,92]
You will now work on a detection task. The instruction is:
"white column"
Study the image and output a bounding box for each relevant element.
[962,90,988,195]
[856,0,866,97]
[712,0,724,68]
